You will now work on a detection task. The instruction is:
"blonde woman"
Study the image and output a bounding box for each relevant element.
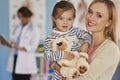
[77,0,120,80]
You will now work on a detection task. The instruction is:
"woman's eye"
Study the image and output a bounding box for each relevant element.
[97,14,102,18]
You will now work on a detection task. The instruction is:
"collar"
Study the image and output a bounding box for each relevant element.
[19,21,32,28]
[53,26,74,34]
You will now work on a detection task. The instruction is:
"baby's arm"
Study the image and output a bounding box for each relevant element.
[50,61,61,73]
[50,61,67,80]
[77,28,91,45]
[44,38,64,61]
[44,37,74,61]
[76,28,92,52]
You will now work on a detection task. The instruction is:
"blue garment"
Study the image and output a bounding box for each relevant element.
[14,26,23,55]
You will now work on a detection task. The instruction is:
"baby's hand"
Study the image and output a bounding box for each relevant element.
[62,76,66,80]
[63,51,75,60]
[78,42,89,53]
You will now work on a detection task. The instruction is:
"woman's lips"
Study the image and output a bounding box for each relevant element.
[88,21,95,27]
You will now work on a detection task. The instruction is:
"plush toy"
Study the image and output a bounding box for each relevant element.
[50,37,89,80]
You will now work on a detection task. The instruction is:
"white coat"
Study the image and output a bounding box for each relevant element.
[7,21,41,74]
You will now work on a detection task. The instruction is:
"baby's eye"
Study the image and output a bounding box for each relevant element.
[67,18,73,21]
[59,17,63,20]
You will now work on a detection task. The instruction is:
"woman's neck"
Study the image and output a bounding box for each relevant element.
[91,32,106,48]
[22,18,31,27]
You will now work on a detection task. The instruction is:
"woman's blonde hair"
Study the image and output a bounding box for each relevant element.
[89,0,118,44]
[52,0,76,28]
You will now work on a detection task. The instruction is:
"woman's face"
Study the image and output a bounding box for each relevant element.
[85,2,111,33]
[53,9,74,32]
[17,13,30,25]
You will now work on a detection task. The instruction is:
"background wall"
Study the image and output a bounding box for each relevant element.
[0,0,12,80]
[0,0,120,80]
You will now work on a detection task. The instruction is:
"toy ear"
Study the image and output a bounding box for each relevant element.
[49,41,53,48]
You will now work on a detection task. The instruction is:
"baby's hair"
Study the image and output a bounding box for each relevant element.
[17,6,33,17]
[52,0,76,28]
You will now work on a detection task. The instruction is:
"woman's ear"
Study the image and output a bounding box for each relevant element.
[105,19,112,27]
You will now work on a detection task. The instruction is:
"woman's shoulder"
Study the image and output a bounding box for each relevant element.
[104,39,118,48]
[96,39,120,62]
[100,39,120,54]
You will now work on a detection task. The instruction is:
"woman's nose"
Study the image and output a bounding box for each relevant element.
[88,14,95,21]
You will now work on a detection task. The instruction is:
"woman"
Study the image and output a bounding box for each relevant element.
[51,0,120,80]
[76,0,120,80]
[6,7,40,80]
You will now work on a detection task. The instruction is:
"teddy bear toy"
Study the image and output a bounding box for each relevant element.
[50,37,89,80]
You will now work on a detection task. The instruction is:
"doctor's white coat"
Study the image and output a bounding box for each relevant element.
[7,22,41,74]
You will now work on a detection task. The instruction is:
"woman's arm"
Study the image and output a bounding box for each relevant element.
[12,27,41,52]
[23,27,41,52]
[77,42,120,80]
[12,42,27,51]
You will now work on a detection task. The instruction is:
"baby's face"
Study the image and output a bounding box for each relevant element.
[54,9,74,32]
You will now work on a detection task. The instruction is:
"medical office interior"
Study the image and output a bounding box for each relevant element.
[0,0,120,80]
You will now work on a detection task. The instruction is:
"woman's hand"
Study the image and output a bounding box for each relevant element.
[1,39,7,45]
[12,42,27,51]
[63,51,75,60]
[11,42,18,48]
